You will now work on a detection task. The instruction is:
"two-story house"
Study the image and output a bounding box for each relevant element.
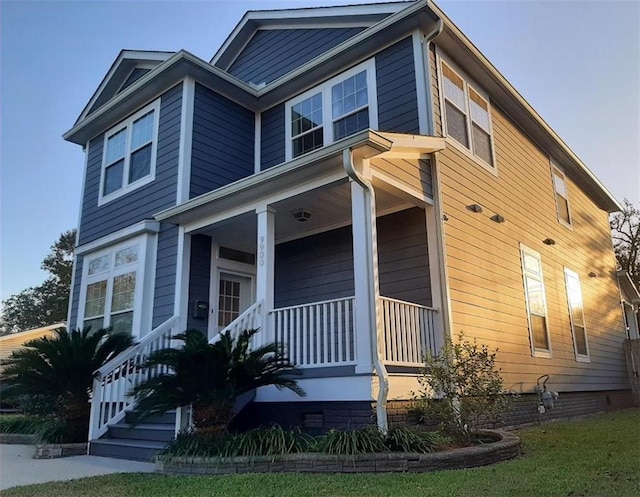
[63,0,633,460]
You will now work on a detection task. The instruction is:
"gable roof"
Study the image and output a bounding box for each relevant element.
[211,1,411,69]
[74,50,175,125]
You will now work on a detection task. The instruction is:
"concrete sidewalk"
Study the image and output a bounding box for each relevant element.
[0,444,155,490]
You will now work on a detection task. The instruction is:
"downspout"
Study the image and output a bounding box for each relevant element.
[422,17,454,343]
[423,18,443,136]
[343,148,389,433]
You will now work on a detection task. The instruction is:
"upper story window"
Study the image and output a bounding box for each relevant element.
[564,268,589,362]
[439,59,495,169]
[552,163,572,226]
[99,99,160,205]
[520,244,552,358]
[286,60,377,161]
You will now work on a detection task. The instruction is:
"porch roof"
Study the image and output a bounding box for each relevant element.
[154,131,444,227]
[618,271,640,304]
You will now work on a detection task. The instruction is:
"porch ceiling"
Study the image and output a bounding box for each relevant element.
[194,179,411,250]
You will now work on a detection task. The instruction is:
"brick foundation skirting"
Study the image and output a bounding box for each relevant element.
[157,429,520,475]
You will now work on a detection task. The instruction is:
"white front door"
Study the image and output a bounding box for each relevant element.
[212,272,253,337]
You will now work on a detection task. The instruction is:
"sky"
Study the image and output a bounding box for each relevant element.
[1,0,639,302]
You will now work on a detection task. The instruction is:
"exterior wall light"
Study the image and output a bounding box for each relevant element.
[466,203,483,213]
[292,209,312,222]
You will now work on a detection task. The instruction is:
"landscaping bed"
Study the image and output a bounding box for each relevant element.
[157,429,520,475]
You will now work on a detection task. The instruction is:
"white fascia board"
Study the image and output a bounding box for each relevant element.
[75,50,176,125]
[155,130,392,224]
[75,220,160,256]
[63,50,258,145]
[617,270,640,304]
[210,1,411,66]
[376,132,445,156]
[425,0,621,212]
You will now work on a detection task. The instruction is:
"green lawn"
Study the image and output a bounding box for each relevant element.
[4,409,639,497]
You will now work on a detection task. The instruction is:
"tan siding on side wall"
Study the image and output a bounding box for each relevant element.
[430,49,628,393]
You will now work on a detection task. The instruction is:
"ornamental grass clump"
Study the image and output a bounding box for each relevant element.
[415,333,513,443]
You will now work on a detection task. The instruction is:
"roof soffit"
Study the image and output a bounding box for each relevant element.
[427,0,620,212]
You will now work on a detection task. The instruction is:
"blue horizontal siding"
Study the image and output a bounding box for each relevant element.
[229,28,365,85]
[152,224,179,327]
[78,83,183,246]
[376,37,419,134]
[261,104,285,170]
[190,83,254,198]
[187,234,212,334]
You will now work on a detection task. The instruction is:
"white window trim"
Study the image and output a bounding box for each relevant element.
[519,244,552,358]
[285,59,378,161]
[564,268,590,363]
[98,99,161,206]
[77,233,156,339]
[551,161,572,228]
[436,52,497,176]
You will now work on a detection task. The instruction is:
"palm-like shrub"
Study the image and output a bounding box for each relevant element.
[132,329,305,433]
[0,327,134,442]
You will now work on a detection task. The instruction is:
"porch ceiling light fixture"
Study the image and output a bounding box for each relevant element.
[292,208,312,222]
[466,203,483,213]
[490,214,506,223]
[543,238,556,245]
[589,271,597,278]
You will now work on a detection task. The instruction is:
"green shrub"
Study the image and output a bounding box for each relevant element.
[385,427,450,453]
[158,425,314,461]
[0,414,43,434]
[415,333,513,442]
[312,426,387,455]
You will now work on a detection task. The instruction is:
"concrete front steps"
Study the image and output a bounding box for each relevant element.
[89,410,176,462]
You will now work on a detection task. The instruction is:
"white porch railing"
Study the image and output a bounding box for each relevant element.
[380,296,438,367]
[270,297,356,368]
[209,300,264,345]
[88,316,179,441]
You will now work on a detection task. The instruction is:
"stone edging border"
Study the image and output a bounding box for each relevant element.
[157,429,520,475]
[34,443,88,459]
[0,433,38,445]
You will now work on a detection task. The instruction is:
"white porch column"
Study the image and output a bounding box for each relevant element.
[256,206,275,339]
[350,178,381,375]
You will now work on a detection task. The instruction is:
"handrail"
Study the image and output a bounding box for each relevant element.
[272,296,356,313]
[88,315,180,441]
[95,316,179,378]
[209,300,264,344]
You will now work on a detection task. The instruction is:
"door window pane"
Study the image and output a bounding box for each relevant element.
[218,279,241,328]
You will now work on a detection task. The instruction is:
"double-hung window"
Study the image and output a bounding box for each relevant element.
[286,60,376,160]
[80,238,144,336]
[564,268,589,361]
[520,244,552,357]
[440,59,495,168]
[552,164,572,226]
[99,100,160,204]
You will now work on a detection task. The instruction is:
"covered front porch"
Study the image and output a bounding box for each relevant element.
[168,131,447,374]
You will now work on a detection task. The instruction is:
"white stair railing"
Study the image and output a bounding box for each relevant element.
[380,296,438,366]
[209,300,264,345]
[88,316,179,441]
[270,297,356,367]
